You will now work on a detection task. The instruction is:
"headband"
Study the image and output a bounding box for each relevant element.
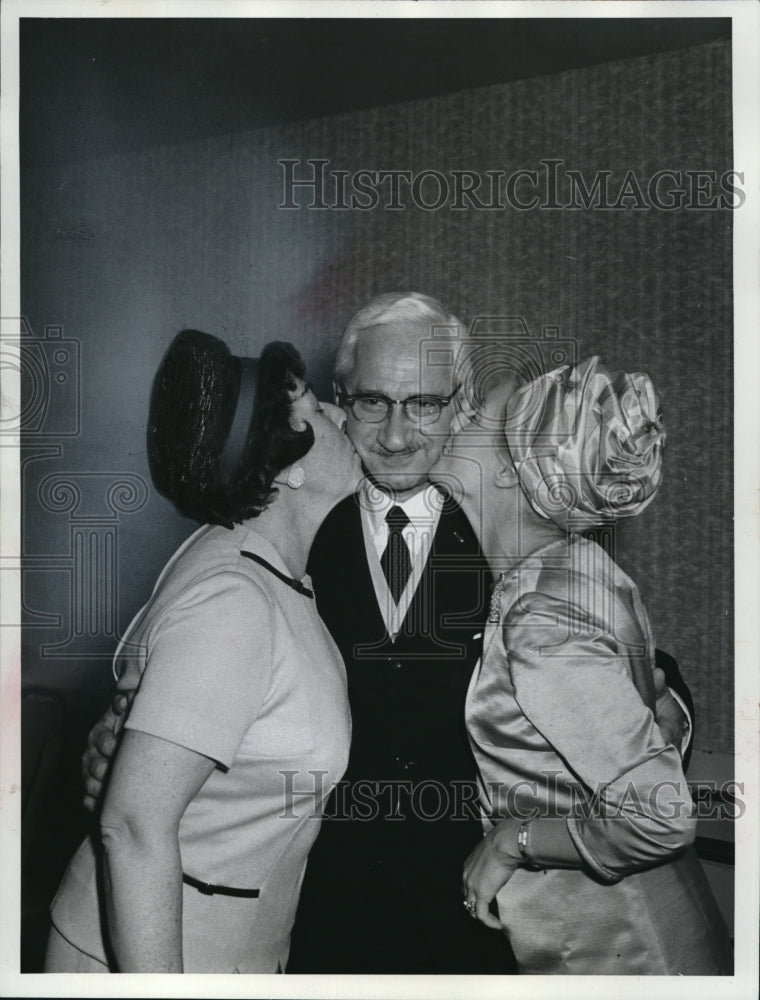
[217,356,260,483]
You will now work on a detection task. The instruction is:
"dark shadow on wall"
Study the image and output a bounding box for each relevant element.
[21,683,114,972]
[20,18,731,166]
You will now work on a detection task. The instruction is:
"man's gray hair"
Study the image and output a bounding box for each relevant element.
[333,291,464,383]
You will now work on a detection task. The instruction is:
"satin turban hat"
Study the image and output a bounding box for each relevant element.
[504,355,665,528]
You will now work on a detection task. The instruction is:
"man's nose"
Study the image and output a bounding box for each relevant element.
[321,402,346,430]
[376,403,413,450]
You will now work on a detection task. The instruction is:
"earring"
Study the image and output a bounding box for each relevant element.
[286,466,306,490]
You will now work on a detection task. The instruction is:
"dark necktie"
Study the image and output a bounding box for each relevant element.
[380,505,412,604]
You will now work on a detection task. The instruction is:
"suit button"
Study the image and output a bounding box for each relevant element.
[392,660,403,670]
[369,857,383,869]
[394,756,414,772]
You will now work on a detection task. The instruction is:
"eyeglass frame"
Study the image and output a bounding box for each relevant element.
[335,384,462,425]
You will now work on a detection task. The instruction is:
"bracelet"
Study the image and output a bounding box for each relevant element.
[517,820,543,871]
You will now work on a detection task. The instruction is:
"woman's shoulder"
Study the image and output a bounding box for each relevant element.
[502,535,643,632]
[150,525,274,616]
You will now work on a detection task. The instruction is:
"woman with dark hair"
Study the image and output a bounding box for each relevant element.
[45,330,363,973]
[431,356,731,974]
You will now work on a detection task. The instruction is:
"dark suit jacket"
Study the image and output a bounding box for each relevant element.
[304,491,491,889]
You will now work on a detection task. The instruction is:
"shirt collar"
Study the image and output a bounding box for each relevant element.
[359,481,444,534]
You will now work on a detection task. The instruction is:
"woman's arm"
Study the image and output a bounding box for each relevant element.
[464,587,699,927]
[99,729,216,971]
[504,592,696,878]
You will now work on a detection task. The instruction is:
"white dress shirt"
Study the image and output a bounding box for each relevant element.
[359,482,444,641]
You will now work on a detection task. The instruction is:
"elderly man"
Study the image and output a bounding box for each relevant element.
[85,291,691,974]
[288,292,692,973]
[287,292,514,973]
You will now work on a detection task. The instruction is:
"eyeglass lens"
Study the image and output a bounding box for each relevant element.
[352,395,443,424]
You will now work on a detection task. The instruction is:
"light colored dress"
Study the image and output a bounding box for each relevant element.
[49,522,351,973]
[466,534,732,975]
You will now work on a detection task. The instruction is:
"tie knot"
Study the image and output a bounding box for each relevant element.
[385,505,410,533]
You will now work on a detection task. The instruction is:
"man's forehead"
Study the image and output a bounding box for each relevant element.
[349,324,455,390]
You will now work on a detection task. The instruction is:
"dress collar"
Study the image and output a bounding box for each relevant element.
[235,522,315,596]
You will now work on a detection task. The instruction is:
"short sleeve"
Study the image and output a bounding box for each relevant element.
[125,570,274,769]
[504,591,695,881]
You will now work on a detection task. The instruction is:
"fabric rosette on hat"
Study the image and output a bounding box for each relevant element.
[504,355,665,528]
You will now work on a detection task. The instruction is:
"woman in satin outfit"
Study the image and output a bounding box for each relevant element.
[430,355,731,975]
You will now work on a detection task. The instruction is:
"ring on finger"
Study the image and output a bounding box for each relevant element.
[463,899,477,917]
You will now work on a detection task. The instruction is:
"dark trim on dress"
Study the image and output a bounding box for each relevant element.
[240,550,314,599]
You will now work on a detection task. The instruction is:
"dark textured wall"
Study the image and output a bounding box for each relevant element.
[21,39,732,751]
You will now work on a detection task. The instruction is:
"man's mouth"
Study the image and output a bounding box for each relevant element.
[370,446,420,460]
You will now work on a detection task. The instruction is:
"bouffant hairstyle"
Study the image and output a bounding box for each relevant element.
[147,330,314,527]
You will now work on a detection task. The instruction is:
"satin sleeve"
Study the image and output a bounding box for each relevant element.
[503,592,696,883]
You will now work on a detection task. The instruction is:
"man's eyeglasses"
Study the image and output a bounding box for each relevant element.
[336,386,461,426]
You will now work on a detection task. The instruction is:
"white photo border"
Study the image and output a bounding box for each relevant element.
[2,2,757,998]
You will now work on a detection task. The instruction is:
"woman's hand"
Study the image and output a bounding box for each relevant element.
[82,689,136,812]
[462,818,523,929]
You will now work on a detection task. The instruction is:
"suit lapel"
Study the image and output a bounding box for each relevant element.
[396,498,487,652]
[309,495,390,652]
